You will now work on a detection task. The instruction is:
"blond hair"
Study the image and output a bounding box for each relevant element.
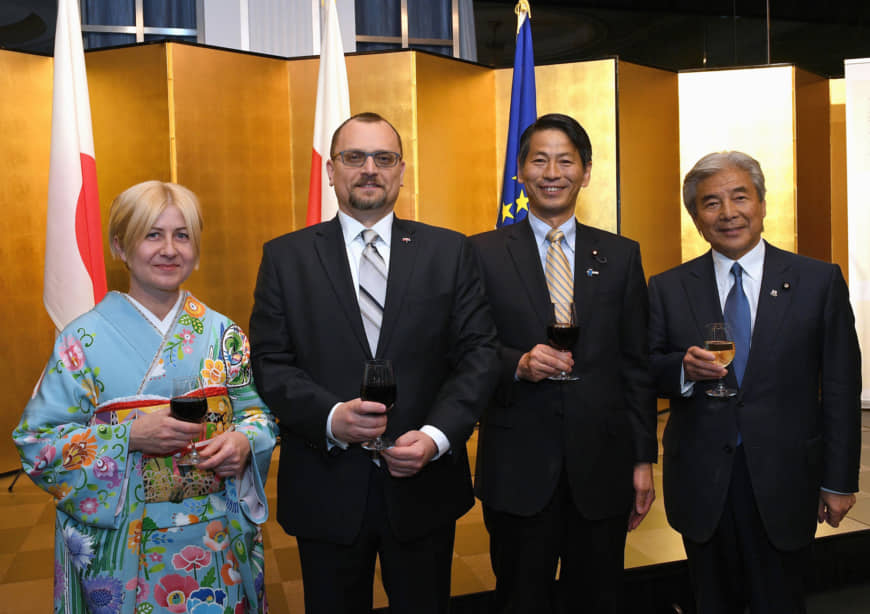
[108,181,203,261]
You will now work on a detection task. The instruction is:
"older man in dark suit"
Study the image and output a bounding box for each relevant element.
[648,151,861,613]
[470,113,658,614]
[249,112,498,614]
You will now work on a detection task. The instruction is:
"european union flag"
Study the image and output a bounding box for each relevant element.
[497,3,537,227]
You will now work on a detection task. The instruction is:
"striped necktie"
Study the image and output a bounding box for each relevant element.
[359,229,387,355]
[545,228,573,321]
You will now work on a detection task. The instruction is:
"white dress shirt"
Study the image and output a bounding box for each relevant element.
[326,210,450,459]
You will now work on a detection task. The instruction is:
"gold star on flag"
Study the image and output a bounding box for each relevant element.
[516,189,529,213]
[501,202,514,221]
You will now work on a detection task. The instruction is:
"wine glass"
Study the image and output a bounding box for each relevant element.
[170,375,208,465]
[360,359,396,451]
[704,322,737,398]
[547,301,580,381]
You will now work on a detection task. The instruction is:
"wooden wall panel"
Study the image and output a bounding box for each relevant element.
[415,52,496,235]
[829,79,848,278]
[169,43,293,329]
[795,68,832,262]
[0,50,53,470]
[617,61,681,278]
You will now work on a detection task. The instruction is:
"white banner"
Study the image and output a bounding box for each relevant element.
[845,58,870,407]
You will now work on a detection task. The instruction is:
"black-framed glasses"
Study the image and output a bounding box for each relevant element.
[333,150,402,168]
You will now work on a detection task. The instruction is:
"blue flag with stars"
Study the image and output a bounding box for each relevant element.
[497,5,536,227]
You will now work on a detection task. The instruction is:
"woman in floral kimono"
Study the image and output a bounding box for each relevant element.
[14,180,278,614]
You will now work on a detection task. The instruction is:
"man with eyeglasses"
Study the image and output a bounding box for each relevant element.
[249,112,499,614]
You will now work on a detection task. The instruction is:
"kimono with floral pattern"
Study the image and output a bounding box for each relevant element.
[13,292,278,614]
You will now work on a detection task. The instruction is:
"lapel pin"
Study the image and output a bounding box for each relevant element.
[401,237,412,243]
[782,282,790,290]
[591,249,607,264]
[770,289,778,297]
[586,268,599,277]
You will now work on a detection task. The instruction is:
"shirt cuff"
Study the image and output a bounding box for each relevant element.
[680,364,694,397]
[821,487,854,495]
[326,402,349,450]
[420,425,450,460]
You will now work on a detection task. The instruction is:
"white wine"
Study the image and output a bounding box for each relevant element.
[705,340,735,368]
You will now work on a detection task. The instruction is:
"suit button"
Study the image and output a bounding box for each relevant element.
[723,445,734,454]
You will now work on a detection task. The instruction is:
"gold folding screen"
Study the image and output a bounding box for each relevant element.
[0,44,841,473]
[0,51,53,470]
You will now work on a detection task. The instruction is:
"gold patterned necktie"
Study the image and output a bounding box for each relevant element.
[545,228,573,321]
[359,229,387,355]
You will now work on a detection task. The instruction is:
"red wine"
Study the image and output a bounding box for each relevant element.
[360,383,396,408]
[547,324,579,351]
[170,396,208,423]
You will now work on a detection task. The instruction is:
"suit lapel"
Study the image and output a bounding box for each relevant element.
[681,252,724,340]
[573,222,599,333]
[505,218,551,330]
[742,242,795,391]
[378,217,417,356]
[313,217,371,357]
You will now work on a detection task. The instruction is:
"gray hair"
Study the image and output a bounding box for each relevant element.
[683,151,766,218]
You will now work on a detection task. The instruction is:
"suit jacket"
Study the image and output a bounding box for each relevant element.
[249,216,499,544]
[648,241,862,551]
[470,218,657,519]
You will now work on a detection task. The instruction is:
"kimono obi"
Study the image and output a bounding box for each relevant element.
[93,386,234,504]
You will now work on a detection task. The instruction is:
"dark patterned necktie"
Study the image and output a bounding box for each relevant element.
[724,262,751,386]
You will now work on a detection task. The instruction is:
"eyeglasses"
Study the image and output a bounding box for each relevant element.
[332,150,402,168]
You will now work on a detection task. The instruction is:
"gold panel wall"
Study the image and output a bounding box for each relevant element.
[496,59,619,232]
[86,44,172,292]
[416,52,496,235]
[0,50,53,470]
[617,61,681,277]
[829,79,848,278]
[795,68,832,262]
[678,66,796,262]
[169,44,293,328]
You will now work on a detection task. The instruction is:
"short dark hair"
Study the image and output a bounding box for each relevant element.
[683,151,766,218]
[329,112,403,158]
[518,113,592,167]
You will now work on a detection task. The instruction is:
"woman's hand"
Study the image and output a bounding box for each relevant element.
[129,407,203,455]
[194,430,252,477]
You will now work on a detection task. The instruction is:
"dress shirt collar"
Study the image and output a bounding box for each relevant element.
[338,210,394,249]
[527,211,576,254]
[711,238,765,285]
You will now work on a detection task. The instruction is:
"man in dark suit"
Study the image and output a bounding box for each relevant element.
[470,113,658,613]
[648,151,861,613]
[249,112,498,614]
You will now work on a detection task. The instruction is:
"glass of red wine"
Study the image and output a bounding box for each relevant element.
[170,375,208,465]
[360,359,396,452]
[547,301,580,381]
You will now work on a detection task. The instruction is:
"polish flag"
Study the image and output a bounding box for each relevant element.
[44,0,107,332]
[306,0,350,226]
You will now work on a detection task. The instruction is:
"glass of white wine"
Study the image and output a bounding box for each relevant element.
[704,322,737,398]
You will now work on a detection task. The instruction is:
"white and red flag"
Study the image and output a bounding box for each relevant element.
[44,0,107,331]
[305,0,351,226]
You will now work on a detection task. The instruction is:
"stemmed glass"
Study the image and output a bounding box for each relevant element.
[170,375,208,465]
[704,322,737,398]
[547,301,580,381]
[360,359,396,451]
